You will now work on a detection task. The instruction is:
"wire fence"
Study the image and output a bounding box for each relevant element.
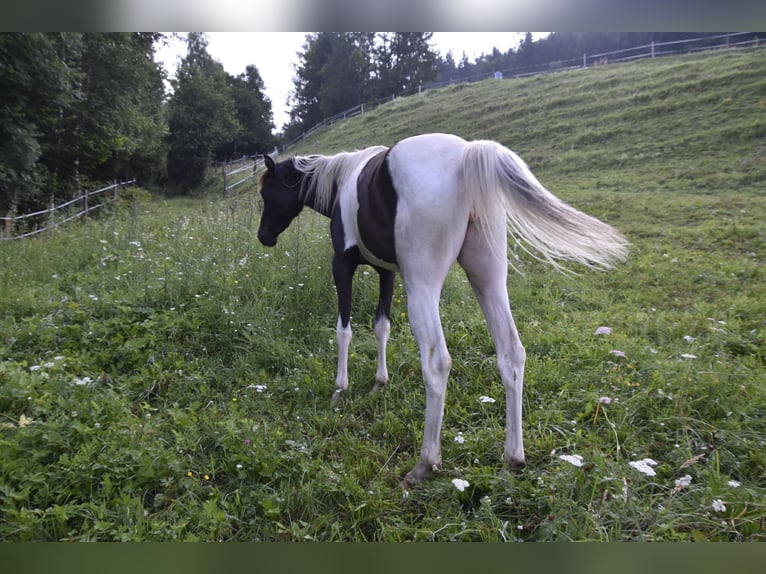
[1,179,136,240]
[281,32,762,153]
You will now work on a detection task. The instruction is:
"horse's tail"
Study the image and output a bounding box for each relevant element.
[461,139,628,271]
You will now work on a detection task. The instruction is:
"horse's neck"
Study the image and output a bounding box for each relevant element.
[301,174,337,218]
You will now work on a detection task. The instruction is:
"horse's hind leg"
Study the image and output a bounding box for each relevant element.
[371,268,395,394]
[458,220,527,470]
[400,274,453,487]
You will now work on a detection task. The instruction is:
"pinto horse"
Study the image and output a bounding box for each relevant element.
[257,132,627,488]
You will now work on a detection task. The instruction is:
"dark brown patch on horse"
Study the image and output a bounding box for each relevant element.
[356,149,398,266]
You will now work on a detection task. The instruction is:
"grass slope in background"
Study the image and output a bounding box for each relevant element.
[1,48,764,541]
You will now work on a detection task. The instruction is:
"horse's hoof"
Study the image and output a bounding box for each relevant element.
[505,458,527,474]
[331,389,345,407]
[402,461,438,488]
[370,380,387,394]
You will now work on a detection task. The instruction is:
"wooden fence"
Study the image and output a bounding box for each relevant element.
[1,179,136,240]
[220,154,269,197]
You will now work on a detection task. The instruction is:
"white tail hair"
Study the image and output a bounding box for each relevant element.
[461,140,629,272]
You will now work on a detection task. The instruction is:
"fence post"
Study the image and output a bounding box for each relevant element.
[222,162,227,198]
[583,53,587,68]
[651,41,655,58]
[4,211,11,236]
[48,193,55,231]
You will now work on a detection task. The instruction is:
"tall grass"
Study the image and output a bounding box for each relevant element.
[1,48,764,541]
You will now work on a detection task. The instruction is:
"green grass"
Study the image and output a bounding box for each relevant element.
[1,47,765,541]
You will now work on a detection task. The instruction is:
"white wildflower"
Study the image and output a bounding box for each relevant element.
[478,395,496,403]
[683,335,696,342]
[454,432,466,444]
[451,478,470,492]
[727,480,741,488]
[680,353,697,359]
[597,396,612,405]
[629,458,658,477]
[558,454,584,467]
[594,326,611,335]
[712,499,726,513]
[674,474,692,488]
[609,350,626,357]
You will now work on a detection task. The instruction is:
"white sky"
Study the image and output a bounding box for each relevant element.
[154,32,548,131]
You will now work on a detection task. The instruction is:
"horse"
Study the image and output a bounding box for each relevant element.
[257,132,628,488]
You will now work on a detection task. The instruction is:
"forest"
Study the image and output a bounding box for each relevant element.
[1,32,756,215]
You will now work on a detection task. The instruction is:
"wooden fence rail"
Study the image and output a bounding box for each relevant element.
[221,155,267,197]
[1,179,136,240]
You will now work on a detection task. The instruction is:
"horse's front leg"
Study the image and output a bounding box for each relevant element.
[371,268,395,394]
[331,252,357,406]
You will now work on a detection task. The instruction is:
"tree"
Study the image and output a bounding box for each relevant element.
[165,33,239,191]
[76,33,166,185]
[317,33,371,118]
[287,33,370,133]
[1,33,166,214]
[286,33,439,135]
[436,50,458,84]
[0,33,67,214]
[516,32,536,68]
[370,33,439,98]
[217,65,276,159]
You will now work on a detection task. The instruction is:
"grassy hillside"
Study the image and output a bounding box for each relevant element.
[1,47,765,541]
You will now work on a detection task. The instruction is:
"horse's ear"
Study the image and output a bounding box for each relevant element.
[264,154,276,173]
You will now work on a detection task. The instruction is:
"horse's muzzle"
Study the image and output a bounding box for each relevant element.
[257,229,277,247]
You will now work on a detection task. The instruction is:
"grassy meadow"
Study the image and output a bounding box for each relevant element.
[1,48,765,541]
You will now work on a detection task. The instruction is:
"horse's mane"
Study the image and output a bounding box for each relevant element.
[293,146,388,214]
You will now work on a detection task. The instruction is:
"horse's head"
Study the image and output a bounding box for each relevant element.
[257,155,305,247]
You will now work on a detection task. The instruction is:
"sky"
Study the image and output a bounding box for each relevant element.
[154,32,548,131]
